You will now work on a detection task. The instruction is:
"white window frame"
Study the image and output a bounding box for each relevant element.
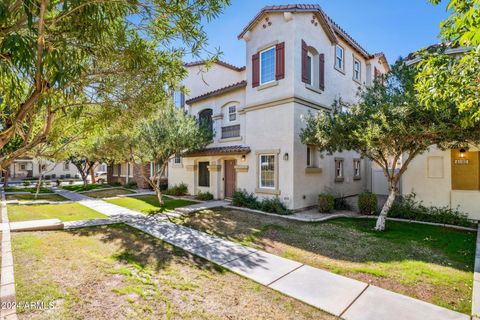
[20,164,26,171]
[353,159,361,180]
[259,46,276,85]
[335,158,344,182]
[174,154,182,165]
[307,52,314,86]
[63,162,69,171]
[228,105,237,122]
[335,45,345,71]
[353,58,361,82]
[259,154,276,189]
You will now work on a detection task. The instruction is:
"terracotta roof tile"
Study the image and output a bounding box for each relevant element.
[184,60,246,72]
[186,80,247,105]
[183,146,251,157]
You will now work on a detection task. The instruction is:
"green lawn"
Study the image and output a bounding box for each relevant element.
[82,188,134,198]
[8,203,107,222]
[12,225,332,319]
[174,209,476,314]
[4,186,53,193]
[61,184,114,192]
[106,195,195,215]
[5,193,67,201]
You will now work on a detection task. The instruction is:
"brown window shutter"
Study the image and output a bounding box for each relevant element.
[319,53,325,90]
[301,40,308,83]
[252,53,260,87]
[275,42,285,80]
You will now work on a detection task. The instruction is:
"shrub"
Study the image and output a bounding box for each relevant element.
[358,192,378,215]
[110,182,122,187]
[260,198,291,215]
[68,179,74,185]
[389,193,475,228]
[45,180,51,186]
[318,193,334,213]
[55,179,61,186]
[22,181,30,187]
[334,196,351,211]
[196,191,214,201]
[45,175,51,180]
[232,190,260,210]
[165,183,188,196]
[51,174,56,179]
[125,181,137,189]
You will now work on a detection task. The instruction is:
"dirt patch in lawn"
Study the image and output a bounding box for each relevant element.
[5,193,67,201]
[13,225,334,320]
[82,188,134,198]
[174,209,475,314]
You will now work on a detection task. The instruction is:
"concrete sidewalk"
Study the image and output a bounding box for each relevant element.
[53,189,469,320]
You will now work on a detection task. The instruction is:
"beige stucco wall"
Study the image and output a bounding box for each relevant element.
[9,159,80,179]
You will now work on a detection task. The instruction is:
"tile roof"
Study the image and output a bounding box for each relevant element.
[182,146,251,157]
[237,4,373,59]
[184,60,246,72]
[185,80,247,105]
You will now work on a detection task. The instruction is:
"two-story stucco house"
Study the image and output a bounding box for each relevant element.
[167,4,389,211]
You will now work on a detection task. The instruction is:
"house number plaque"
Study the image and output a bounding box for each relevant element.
[454,159,469,165]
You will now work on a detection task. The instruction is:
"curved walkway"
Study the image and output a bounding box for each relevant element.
[50,188,469,320]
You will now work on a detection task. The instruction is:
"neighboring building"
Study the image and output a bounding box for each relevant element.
[399,45,480,218]
[167,4,389,210]
[8,158,80,179]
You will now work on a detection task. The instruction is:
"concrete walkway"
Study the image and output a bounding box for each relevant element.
[51,189,468,320]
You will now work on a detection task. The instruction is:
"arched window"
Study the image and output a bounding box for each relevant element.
[198,108,213,133]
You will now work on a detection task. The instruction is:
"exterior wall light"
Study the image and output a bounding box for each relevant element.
[460,148,467,158]
[241,155,246,162]
[283,153,289,161]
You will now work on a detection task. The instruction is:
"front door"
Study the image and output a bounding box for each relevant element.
[224,160,237,198]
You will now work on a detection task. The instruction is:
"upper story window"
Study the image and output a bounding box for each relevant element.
[228,106,237,122]
[198,108,213,134]
[63,162,69,171]
[353,58,361,82]
[335,45,344,71]
[173,91,185,109]
[335,158,344,182]
[306,52,313,85]
[306,146,312,167]
[353,159,361,180]
[260,47,276,84]
[174,154,182,165]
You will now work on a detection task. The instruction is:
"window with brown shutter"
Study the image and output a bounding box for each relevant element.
[301,40,308,83]
[252,53,260,87]
[319,53,325,90]
[275,42,285,80]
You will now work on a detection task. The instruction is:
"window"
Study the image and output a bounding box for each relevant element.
[260,47,276,84]
[20,164,26,170]
[63,162,69,171]
[173,91,184,109]
[113,164,118,175]
[307,52,313,85]
[174,154,182,165]
[41,164,46,171]
[228,106,237,122]
[353,58,361,82]
[198,108,213,134]
[198,162,210,187]
[335,45,344,70]
[259,154,275,189]
[307,147,312,167]
[335,158,344,182]
[353,159,361,180]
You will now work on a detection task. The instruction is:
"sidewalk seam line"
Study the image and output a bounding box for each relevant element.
[266,264,305,287]
[338,283,370,318]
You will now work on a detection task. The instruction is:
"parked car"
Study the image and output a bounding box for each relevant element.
[95,171,107,183]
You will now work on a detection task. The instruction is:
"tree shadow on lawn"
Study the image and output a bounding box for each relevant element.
[175,209,476,273]
[68,223,226,274]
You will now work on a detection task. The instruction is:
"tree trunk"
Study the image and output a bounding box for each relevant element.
[89,166,96,184]
[3,170,9,187]
[375,187,398,231]
[154,185,164,206]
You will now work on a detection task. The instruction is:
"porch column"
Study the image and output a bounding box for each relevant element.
[207,161,222,199]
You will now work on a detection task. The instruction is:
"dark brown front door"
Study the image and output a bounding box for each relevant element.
[224,160,236,198]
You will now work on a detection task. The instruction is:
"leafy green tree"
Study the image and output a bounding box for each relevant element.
[416,0,480,126]
[134,106,213,205]
[0,0,229,169]
[301,62,480,231]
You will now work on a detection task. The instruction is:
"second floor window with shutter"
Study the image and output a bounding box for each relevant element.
[260,47,276,84]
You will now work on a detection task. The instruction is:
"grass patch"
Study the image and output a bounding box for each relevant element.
[12,225,333,319]
[4,186,53,193]
[106,195,195,215]
[8,203,107,222]
[174,209,476,314]
[82,188,134,199]
[5,193,67,201]
[61,184,114,192]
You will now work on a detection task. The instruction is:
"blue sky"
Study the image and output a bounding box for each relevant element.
[195,0,449,67]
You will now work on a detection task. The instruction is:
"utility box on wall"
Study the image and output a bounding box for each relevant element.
[451,149,480,190]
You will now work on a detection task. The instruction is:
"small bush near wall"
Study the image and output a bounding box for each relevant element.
[334,196,351,211]
[165,183,188,196]
[389,193,476,228]
[196,191,214,201]
[232,190,291,215]
[260,198,291,215]
[358,192,378,215]
[125,181,137,189]
[318,193,334,213]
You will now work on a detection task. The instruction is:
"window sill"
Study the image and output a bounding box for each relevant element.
[335,177,344,183]
[219,136,242,143]
[353,176,361,181]
[334,66,346,75]
[256,81,278,91]
[172,164,183,168]
[305,167,322,174]
[255,188,281,195]
[352,78,362,85]
[305,84,323,94]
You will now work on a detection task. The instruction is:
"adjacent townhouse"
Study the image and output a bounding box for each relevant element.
[167,4,389,210]
[400,45,480,219]
[7,158,81,180]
